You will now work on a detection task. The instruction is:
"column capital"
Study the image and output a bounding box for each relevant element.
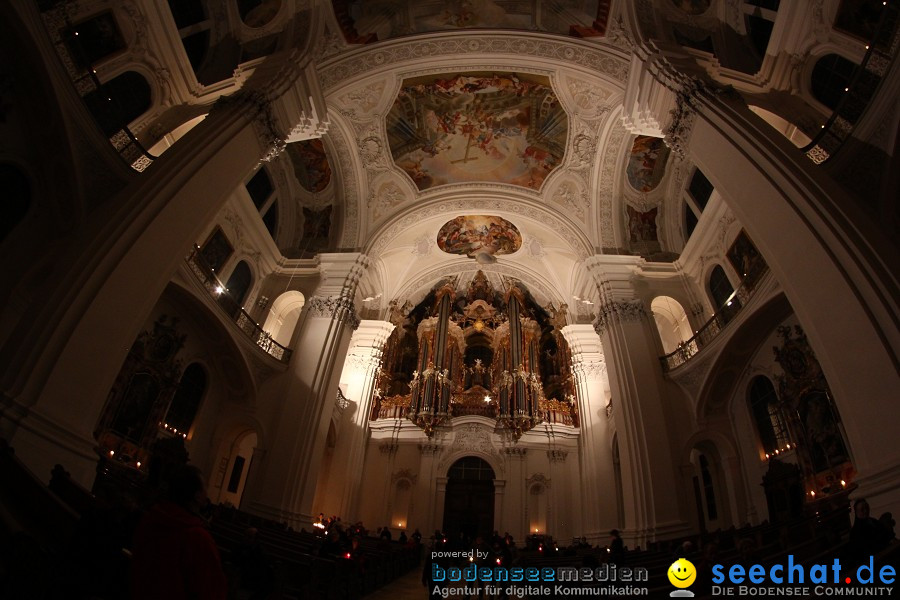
[561,324,607,382]
[593,299,648,337]
[306,295,361,329]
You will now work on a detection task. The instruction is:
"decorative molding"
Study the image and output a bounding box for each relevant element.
[336,389,351,410]
[370,195,590,260]
[547,449,568,463]
[392,468,418,483]
[379,441,399,455]
[593,299,648,336]
[306,295,361,329]
[571,356,607,382]
[319,34,630,93]
[502,447,527,458]
[419,443,442,455]
[452,424,495,455]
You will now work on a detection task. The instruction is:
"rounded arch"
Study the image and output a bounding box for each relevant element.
[810,53,859,112]
[695,292,793,419]
[439,445,503,482]
[262,290,305,346]
[164,361,208,436]
[707,263,738,318]
[681,432,743,531]
[747,374,790,456]
[165,281,257,406]
[221,259,254,308]
[210,425,259,508]
[363,190,594,262]
[83,70,152,136]
[650,295,693,354]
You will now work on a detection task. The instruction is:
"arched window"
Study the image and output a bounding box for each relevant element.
[651,296,693,354]
[64,12,125,68]
[84,71,152,136]
[246,167,273,210]
[262,201,278,239]
[165,363,206,434]
[748,375,790,454]
[0,164,31,243]
[811,54,858,111]
[220,260,253,314]
[708,265,740,322]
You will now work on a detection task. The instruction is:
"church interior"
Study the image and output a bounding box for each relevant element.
[1,0,899,596]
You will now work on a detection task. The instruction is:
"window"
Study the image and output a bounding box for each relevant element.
[199,228,233,273]
[262,201,278,239]
[246,168,273,210]
[708,265,740,322]
[688,168,713,211]
[749,375,790,454]
[811,54,858,111]
[165,363,207,434]
[83,71,152,136]
[222,261,253,308]
[684,201,699,241]
[64,12,125,68]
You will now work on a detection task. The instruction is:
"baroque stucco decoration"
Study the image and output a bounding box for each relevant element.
[592,299,648,336]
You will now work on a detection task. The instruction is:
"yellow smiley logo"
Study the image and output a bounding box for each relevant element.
[668,558,696,588]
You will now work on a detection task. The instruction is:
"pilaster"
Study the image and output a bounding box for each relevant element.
[587,260,690,547]
[561,324,618,544]
[243,253,367,528]
[320,320,395,519]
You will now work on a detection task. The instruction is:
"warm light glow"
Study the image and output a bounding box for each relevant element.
[484,395,492,403]
[496,558,501,565]
[811,491,816,497]
[136,461,141,468]
[215,286,224,295]
[109,450,115,456]
[786,444,791,449]
[841,480,846,487]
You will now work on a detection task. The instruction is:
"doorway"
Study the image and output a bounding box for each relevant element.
[442,456,495,542]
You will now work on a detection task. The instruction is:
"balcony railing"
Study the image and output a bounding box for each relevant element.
[36,1,157,172]
[660,263,769,372]
[186,247,292,363]
[803,2,900,165]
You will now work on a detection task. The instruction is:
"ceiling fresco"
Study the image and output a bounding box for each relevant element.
[437,215,522,259]
[286,139,332,193]
[386,73,568,191]
[334,0,606,42]
[626,135,670,192]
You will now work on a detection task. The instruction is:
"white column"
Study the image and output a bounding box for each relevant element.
[561,324,618,545]
[415,443,442,536]
[589,260,691,547]
[0,50,329,486]
[623,47,900,517]
[244,253,367,528]
[321,320,395,519]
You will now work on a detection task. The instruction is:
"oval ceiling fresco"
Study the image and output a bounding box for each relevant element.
[387,72,568,191]
[437,215,522,259]
[626,135,671,192]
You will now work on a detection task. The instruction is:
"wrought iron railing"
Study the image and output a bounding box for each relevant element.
[186,247,292,363]
[35,0,157,172]
[803,2,900,165]
[660,263,769,372]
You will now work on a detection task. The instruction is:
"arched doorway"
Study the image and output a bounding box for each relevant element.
[442,456,495,542]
